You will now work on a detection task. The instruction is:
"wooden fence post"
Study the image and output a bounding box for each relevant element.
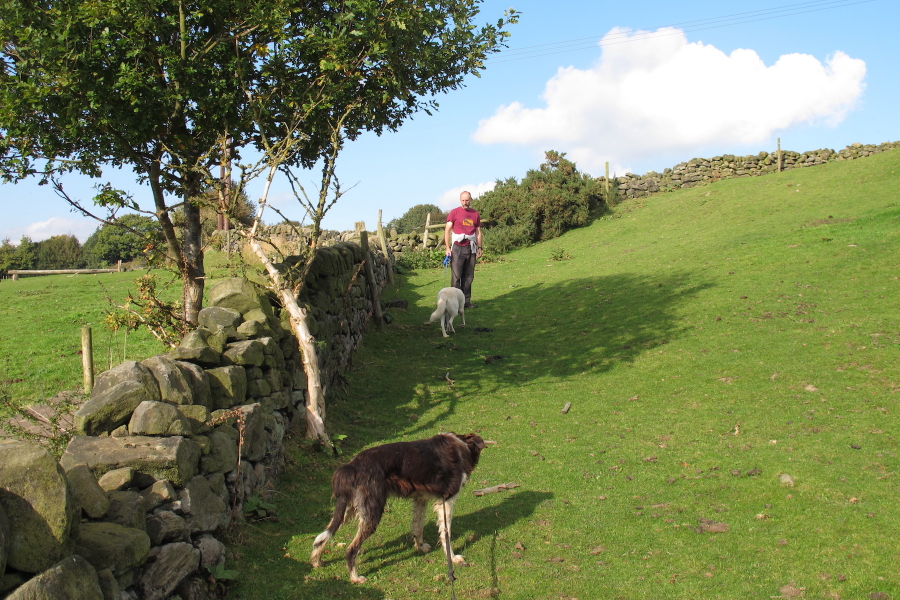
[422,213,431,250]
[376,210,393,285]
[605,162,610,197]
[81,325,94,393]
[777,138,783,172]
[359,231,383,329]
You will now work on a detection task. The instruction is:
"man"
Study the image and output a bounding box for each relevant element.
[444,190,483,308]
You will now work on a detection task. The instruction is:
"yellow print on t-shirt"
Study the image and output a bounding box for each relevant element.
[462,218,474,227]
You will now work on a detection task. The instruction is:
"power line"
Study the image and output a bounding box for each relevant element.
[487,0,874,65]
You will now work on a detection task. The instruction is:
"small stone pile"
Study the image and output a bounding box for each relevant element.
[0,240,390,600]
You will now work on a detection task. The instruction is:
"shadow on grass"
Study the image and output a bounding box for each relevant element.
[388,272,711,436]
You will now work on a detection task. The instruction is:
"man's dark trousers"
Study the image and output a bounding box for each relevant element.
[450,243,475,305]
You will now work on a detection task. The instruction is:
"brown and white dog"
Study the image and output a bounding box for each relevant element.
[310,432,485,583]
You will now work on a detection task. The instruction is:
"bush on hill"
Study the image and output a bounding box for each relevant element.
[475,150,605,254]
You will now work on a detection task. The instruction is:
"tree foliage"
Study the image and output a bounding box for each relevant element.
[0,237,36,272]
[0,0,517,325]
[34,235,86,270]
[82,214,164,266]
[475,151,605,254]
[388,204,447,234]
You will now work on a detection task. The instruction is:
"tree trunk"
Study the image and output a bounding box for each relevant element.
[181,178,205,326]
[181,202,206,326]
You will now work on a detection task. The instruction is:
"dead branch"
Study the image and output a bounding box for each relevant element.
[473,483,519,497]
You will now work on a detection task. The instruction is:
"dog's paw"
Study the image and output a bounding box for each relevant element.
[350,575,368,584]
[416,542,432,553]
[452,554,466,564]
[310,558,323,568]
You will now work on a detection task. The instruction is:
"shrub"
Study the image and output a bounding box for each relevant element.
[475,151,605,254]
[388,204,446,235]
[395,248,445,271]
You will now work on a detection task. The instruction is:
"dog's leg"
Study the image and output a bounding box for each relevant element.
[345,489,386,584]
[441,315,449,338]
[410,497,431,553]
[460,305,465,328]
[434,496,465,564]
[448,314,456,334]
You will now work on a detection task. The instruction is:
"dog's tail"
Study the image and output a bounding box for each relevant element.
[429,296,448,323]
[311,465,355,565]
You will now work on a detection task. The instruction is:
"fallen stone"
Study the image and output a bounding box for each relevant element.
[141,356,195,406]
[104,491,146,531]
[129,401,192,436]
[180,475,230,533]
[145,510,190,546]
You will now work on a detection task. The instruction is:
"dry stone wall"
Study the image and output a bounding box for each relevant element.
[608,141,900,200]
[0,239,390,600]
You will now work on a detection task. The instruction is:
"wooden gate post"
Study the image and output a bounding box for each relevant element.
[376,210,393,285]
[359,231,383,329]
[81,325,94,393]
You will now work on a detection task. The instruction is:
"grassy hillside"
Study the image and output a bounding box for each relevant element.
[231,149,899,599]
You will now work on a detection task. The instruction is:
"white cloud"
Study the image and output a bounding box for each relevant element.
[2,217,98,244]
[437,181,497,210]
[473,27,866,172]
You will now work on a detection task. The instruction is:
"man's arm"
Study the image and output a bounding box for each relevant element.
[444,220,454,256]
[475,225,483,257]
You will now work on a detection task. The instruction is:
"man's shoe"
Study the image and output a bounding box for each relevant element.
[464,302,478,309]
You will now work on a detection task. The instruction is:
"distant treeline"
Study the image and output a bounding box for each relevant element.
[0,215,162,273]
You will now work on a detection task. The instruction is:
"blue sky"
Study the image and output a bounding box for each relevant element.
[2,0,897,242]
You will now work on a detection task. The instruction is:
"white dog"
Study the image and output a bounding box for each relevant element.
[428,287,465,337]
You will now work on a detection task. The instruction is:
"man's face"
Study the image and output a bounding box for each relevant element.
[459,193,472,208]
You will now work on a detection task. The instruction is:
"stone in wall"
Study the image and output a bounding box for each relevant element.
[0,440,79,574]
[60,435,201,487]
[75,361,161,436]
[140,356,195,406]
[64,464,110,520]
[138,542,200,600]
[206,365,247,410]
[5,555,103,600]
[73,522,150,581]
[129,401,193,436]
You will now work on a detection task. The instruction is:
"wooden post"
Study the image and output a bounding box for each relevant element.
[376,210,393,285]
[81,325,94,393]
[605,162,610,197]
[422,213,431,250]
[777,138,783,172]
[117,259,122,272]
[11,273,18,281]
[359,231,383,329]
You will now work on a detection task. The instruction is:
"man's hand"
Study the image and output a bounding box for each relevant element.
[445,246,452,256]
[476,247,483,258]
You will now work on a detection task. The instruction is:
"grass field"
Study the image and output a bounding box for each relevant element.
[228,149,899,600]
[1,149,897,599]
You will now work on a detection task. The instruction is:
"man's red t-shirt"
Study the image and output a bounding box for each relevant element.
[447,207,480,245]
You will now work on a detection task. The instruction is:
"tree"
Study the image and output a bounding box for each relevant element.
[34,235,85,270]
[388,204,447,234]
[1,0,517,327]
[0,237,36,272]
[475,151,604,253]
[82,215,163,266]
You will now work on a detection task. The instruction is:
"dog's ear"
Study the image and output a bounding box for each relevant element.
[460,434,485,450]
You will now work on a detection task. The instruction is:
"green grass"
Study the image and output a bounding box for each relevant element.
[0,270,178,406]
[0,250,255,409]
[229,150,899,600]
